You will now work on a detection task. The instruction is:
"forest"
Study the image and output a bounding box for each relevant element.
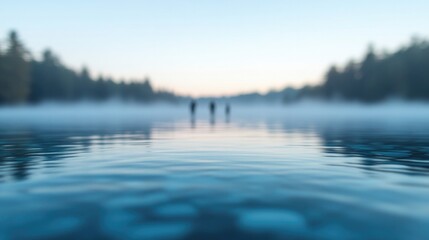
[0,31,178,105]
[1,30,429,105]
[298,37,429,103]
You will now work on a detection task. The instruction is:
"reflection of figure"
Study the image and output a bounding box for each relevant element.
[190,100,197,116]
[209,101,216,116]
[210,115,215,126]
[190,116,196,128]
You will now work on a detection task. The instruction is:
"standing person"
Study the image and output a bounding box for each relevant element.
[225,103,231,116]
[190,100,197,116]
[209,101,216,116]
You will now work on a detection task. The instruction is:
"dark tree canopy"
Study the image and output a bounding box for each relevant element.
[0,30,178,105]
[0,31,30,103]
[299,39,429,103]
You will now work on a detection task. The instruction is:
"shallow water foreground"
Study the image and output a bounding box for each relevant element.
[1,106,429,240]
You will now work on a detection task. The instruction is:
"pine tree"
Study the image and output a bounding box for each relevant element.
[1,31,30,104]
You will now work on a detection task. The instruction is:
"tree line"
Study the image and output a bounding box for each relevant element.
[296,37,429,103]
[0,31,177,105]
[2,30,428,105]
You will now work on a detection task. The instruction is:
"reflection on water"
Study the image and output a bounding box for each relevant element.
[1,111,429,239]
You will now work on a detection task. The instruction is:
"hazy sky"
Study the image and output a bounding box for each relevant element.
[1,0,428,96]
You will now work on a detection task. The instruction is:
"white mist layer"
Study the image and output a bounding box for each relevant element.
[0,101,429,125]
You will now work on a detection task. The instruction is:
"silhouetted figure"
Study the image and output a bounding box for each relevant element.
[225,103,231,116]
[225,103,231,123]
[209,101,216,116]
[190,100,197,116]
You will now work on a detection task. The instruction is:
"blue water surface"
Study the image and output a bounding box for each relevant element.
[0,105,429,240]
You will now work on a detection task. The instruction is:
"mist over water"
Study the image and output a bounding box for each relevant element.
[2,100,429,120]
[1,103,429,239]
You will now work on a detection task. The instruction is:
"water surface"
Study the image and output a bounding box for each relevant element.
[1,105,429,239]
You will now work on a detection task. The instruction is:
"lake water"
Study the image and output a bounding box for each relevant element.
[1,104,429,240]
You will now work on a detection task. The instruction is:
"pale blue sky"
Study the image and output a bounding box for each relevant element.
[1,0,428,96]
